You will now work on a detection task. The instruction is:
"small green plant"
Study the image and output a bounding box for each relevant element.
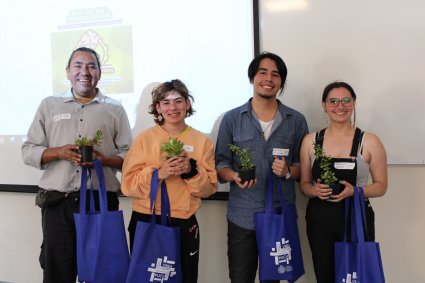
[228,144,255,170]
[313,142,338,185]
[75,130,103,146]
[162,138,184,158]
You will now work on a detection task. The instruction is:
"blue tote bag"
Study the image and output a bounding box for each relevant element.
[335,187,385,283]
[74,160,130,283]
[126,170,182,283]
[254,171,305,282]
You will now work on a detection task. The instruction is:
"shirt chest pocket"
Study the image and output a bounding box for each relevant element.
[233,132,255,148]
[270,136,295,157]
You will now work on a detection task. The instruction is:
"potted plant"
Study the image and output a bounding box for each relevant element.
[161,138,184,158]
[228,144,256,183]
[75,130,103,163]
[313,143,344,195]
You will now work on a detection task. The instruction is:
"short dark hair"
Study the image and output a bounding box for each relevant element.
[247,52,288,92]
[149,79,195,125]
[322,81,357,102]
[66,47,101,73]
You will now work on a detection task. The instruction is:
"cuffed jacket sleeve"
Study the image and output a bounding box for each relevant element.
[22,99,49,170]
[183,136,217,198]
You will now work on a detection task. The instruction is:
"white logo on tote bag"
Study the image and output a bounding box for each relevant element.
[342,271,359,283]
[147,256,177,282]
[270,237,293,273]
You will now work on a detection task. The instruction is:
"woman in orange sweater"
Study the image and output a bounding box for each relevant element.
[121,79,218,283]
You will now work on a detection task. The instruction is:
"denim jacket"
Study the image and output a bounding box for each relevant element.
[215,98,308,229]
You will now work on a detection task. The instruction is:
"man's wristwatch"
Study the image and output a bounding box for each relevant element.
[285,166,291,179]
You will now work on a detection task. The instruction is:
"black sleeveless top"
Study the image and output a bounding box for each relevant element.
[312,128,364,188]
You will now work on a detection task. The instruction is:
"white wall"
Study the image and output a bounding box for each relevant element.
[1,165,424,282]
[259,0,425,164]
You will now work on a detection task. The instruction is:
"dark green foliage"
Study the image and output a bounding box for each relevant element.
[313,143,338,185]
[228,144,255,170]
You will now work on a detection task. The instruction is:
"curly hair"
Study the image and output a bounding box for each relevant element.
[148,79,195,125]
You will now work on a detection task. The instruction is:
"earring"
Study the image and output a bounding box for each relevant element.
[158,114,163,122]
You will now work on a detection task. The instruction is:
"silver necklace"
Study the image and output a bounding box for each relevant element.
[260,119,274,139]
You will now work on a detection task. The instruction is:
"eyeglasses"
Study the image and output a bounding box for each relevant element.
[326,97,353,107]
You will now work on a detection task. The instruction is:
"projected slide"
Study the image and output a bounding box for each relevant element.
[0,0,254,188]
[51,26,134,94]
[1,0,253,136]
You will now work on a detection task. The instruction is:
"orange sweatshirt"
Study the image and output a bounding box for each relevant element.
[121,125,218,219]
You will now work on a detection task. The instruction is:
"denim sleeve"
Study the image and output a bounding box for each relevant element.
[292,114,309,164]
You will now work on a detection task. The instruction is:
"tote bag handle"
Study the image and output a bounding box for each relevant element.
[150,169,172,226]
[265,170,287,213]
[79,160,108,215]
[343,187,369,243]
[353,186,369,243]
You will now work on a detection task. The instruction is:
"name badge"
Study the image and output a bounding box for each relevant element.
[273,148,289,156]
[53,113,71,122]
[334,162,356,170]
[183,145,194,153]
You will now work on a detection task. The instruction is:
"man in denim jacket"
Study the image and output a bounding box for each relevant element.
[215,52,308,283]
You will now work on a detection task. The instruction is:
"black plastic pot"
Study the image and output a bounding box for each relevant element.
[330,183,345,195]
[79,145,94,163]
[239,166,256,184]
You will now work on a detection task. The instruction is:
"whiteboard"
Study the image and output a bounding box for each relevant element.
[259,0,425,164]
